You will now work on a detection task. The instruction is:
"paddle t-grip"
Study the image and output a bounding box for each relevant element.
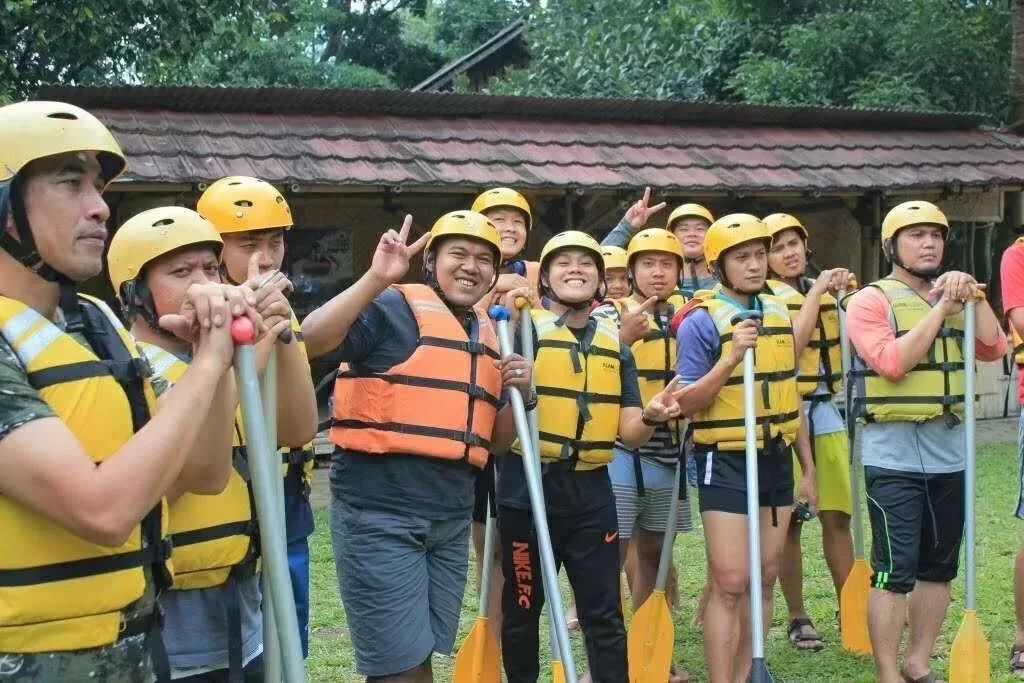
[230,316,255,344]
[488,304,512,322]
[729,310,764,326]
[508,260,527,277]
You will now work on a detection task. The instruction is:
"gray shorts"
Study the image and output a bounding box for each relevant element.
[608,448,693,539]
[330,498,470,677]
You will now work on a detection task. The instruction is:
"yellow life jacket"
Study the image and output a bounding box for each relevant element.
[1012,324,1024,367]
[0,294,171,653]
[138,343,258,591]
[279,313,314,498]
[511,310,621,469]
[849,277,966,424]
[690,294,801,451]
[612,293,686,449]
[766,279,842,397]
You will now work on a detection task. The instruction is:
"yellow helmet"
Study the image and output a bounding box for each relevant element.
[626,228,684,265]
[0,101,126,185]
[425,211,502,264]
[665,203,714,230]
[471,187,533,231]
[881,201,949,242]
[0,101,127,282]
[540,231,604,271]
[197,176,293,234]
[107,206,223,301]
[763,213,808,242]
[600,245,628,270]
[704,214,770,265]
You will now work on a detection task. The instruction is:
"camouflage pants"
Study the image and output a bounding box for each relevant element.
[0,634,152,682]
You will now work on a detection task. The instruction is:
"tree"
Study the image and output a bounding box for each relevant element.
[433,0,533,59]
[488,0,1014,123]
[1013,0,1024,130]
[0,0,261,100]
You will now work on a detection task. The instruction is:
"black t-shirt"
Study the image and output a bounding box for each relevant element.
[496,319,642,516]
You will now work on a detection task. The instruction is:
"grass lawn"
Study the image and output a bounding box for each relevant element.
[306,442,1024,682]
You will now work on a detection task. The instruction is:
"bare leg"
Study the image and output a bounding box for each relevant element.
[868,587,907,683]
[367,658,433,683]
[631,527,663,610]
[702,511,750,683]
[820,510,854,600]
[1015,538,1024,648]
[902,580,951,681]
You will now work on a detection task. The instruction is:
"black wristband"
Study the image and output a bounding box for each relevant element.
[641,412,662,427]
[523,393,539,411]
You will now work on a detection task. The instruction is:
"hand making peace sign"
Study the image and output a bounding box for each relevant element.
[369,214,430,286]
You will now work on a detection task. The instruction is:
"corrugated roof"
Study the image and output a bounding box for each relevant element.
[37,84,986,130]
[31,86,1024,193]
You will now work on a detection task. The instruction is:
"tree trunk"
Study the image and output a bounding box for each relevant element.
[1012,0,1024,130]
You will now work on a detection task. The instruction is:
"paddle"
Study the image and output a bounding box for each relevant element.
[949,295,990,683]
[515,299,568,683]
[490,305,578,683]
[452,474,501,683]
[837,283,872,655]
[230,318,307,683]
[626,458,682,682]
[735,310,772,683]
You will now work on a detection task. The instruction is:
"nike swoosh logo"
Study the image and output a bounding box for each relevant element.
[604,531,618,543]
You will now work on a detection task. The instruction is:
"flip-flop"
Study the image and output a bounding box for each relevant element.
[787,617,824,652]
[900,669,946,683]
[565,606,580,631]
[1012,644,1024,678]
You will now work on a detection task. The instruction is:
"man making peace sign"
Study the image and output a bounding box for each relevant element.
[302,211,533,682]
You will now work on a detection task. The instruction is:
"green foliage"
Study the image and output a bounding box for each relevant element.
[488,0,1014,122]
[434,0,532,59]
[0,0,256,100]
[727,0,1012,116]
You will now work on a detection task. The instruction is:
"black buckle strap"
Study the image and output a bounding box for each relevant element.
[419,335,499,359]
[170,520,256,549]
[333,418,491,449]
[26,357,150,391]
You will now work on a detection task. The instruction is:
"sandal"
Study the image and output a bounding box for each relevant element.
[1012,644,1024,678]
[900,669,946,683]
[787,617,824,652]
[668,663,690,683]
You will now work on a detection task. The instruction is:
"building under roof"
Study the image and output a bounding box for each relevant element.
[36,84,1024,313]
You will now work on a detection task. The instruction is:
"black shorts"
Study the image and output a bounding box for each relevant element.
[472,456,496,524]
[865,466,965,595]
[697,484,794,515]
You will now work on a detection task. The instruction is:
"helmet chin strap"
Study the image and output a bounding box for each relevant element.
[2,178,87,331]
[886,239,941,280]
[123,279,180,342]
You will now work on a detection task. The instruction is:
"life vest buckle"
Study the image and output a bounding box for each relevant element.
[466,384,489,400]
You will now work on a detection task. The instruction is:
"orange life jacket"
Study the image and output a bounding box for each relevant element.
[329,283,502,468]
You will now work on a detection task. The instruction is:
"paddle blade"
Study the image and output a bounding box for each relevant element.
[840,559,873,655]
[949,609,990,683]
[452,618,501,683]
[552,659,567,683]
[627,591,673,683]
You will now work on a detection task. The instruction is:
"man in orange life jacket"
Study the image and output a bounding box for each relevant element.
[0,101,260,681]
[301,211,533,682]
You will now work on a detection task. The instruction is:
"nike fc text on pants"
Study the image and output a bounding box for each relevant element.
[498,502,626,683]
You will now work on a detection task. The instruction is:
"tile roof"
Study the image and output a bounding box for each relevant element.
[36,85,1024,193]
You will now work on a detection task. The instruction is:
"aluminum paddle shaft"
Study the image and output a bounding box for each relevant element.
[963,299,977,609]
[491,306,578,683]
[232,330,306,682]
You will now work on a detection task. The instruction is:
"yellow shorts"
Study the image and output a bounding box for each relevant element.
[792,430,852,515]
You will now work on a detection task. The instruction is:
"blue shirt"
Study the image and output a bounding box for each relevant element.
[327,287,483,520]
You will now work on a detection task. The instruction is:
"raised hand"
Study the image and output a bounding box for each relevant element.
[242,252,293,332]
[623,187,667,230]
[370,214,429,285]
[619,296,658,346]
[643,375,685,423]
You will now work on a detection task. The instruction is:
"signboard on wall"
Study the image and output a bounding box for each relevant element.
[935,191,1004,223]
[286,227,354,319]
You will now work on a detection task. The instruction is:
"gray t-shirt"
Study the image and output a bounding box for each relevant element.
[156,349,264,676]
[163,576,264,675]
[861,417,965,474]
